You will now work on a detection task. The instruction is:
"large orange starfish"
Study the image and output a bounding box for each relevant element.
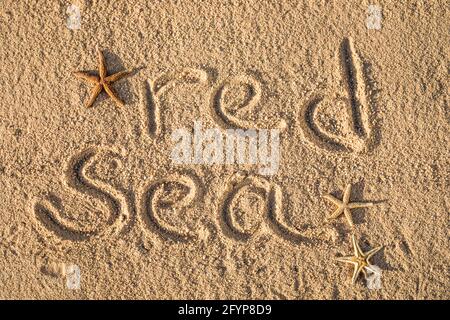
[74,49,131,108]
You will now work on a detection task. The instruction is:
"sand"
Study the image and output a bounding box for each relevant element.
[0,0,448,299]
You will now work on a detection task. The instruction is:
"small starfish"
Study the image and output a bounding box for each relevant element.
[73,49,132,108]
[324,183,374,227]
[337,234,382,285]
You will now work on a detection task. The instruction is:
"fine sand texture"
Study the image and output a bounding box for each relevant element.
[0,0,448,299]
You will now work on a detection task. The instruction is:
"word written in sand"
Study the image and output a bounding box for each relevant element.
[139,40,375,154]
[31,148,329,246]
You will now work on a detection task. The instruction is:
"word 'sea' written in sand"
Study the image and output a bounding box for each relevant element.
[32,148,316,245]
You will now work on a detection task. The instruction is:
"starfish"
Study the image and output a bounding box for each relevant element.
[73,49,131,108]
[324,183,374,227]
[337,234,382,285]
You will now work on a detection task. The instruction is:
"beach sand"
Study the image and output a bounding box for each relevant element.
[0,0,448,299]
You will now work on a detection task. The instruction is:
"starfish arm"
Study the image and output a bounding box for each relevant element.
[351,234,364,257]
[344,208,355,227]
[327,207,344,220]
[104,83,125,107]
[351,235,358,256]
[105,70,131,83]
[98,49,107,80]
[73,71,99,84]
[85,84,102,108]
[323,194,342,206]
[343,184,352,204]
[336,256,356,264]
[361,265,368,277]
[348,202,374,209]
[365,246,382,261]
[351,264,365,284]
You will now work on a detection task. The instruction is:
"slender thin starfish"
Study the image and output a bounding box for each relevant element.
[73,49,131,108]
[337,234,382,285]
[324,183,374,227]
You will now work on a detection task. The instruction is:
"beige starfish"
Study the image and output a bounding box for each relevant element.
[73,49,131,108]
[337,234,382,285]
[324,183,374,227]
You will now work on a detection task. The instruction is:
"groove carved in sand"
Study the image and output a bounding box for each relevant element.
[299,38,375,153]
[211,75,286,130]
[141,68,209,136]
[31,147,129,241]
[219,175,313,244]
[140,173,199,242]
